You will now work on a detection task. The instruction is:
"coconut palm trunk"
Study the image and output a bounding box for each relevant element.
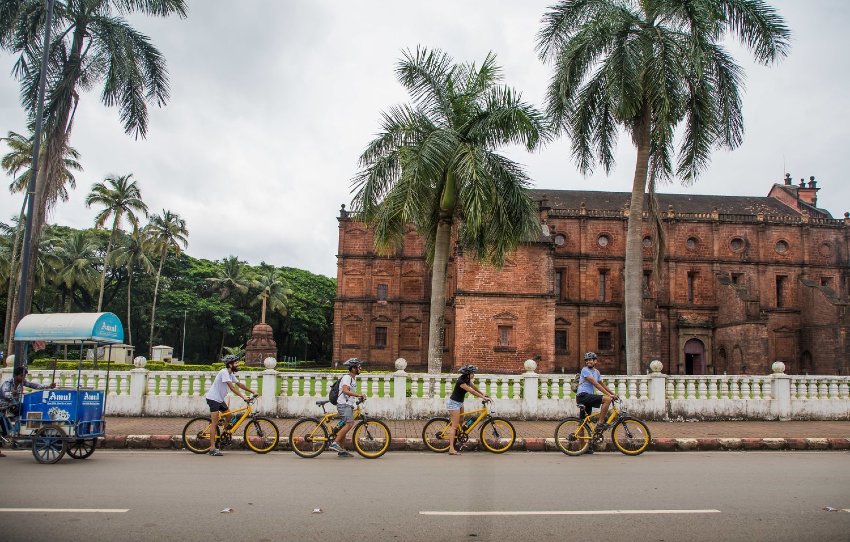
[3,197,27,355]
[426,217,453,375]
[126,272,134,346]
[96,215,121,312]
[148,247,167,356]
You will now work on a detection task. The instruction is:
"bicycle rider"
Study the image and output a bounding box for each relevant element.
[204,355,257,457]
[576,352,619,451]
[446,364,492,456]
[328,358,366,458]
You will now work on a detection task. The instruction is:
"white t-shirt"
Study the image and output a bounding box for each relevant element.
[337,374,358,406]
[206,368,237,403]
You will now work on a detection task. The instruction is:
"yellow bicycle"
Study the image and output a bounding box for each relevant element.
[555,398,650,456]
[289,398,391,459]
[182,396,280,454]
[422,400,516,453]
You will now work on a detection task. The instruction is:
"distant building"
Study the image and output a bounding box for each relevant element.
[333,175,850,375]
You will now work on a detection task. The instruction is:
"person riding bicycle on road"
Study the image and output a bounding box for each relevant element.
[446,364,492,455]
[204,355,257,456]
[329,358,366,458]
[576,352,619,444]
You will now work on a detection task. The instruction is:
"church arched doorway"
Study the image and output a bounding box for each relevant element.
[684,338,706,375]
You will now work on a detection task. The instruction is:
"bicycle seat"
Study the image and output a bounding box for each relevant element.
[315,400,330,406]
[576,403,587,416]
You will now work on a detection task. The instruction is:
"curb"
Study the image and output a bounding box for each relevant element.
[94,436,850,452]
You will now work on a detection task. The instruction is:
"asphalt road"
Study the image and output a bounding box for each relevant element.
[1,449,849,542]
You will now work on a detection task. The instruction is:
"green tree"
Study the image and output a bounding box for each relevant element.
[85,174,148,311]
[50,230,98,312]
[111,226,155,345]
[206,255,252,300]
[536,0,789,374]
[351,47,547,375]
[0,0,187,336]
[252,265,292,320]
[145,210,188,354]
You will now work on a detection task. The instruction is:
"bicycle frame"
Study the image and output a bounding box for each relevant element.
[456,404,493,435]
[303,402,366,445]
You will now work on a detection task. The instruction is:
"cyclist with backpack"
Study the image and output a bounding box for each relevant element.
[328,358,366,457]
[446,364,492,455]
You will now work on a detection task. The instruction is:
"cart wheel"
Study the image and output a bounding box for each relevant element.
[67,438,97,459]
[32,425,67,464]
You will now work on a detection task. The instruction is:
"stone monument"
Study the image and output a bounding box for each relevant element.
[244,292,278,367]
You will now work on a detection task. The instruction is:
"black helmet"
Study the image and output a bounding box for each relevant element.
[343,358,364,368]
[458,364,478,374]
[584,352,598,361]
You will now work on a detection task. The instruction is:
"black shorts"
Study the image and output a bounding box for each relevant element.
[206,399,228,413]
[575,393,603,415]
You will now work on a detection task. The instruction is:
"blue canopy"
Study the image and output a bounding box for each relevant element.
[14,312,125,344]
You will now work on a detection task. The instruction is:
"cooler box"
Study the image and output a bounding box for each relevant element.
[20,389,105,437]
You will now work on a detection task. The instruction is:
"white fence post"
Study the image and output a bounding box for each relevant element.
[770,361,792,420]
[522,359,539,419]
[648,360,667,420]
[261,369,278,415]
[392,358,409,419]
[129,368,148,415]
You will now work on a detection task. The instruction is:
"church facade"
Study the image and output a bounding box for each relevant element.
[333,175,850,375]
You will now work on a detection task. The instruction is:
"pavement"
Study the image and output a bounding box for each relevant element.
[88,417,850,452]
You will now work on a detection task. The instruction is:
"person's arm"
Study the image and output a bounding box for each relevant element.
[584,374,617,398]
[341,378,365,399]
[25,379,55,390]
[236,381,257,397]
[460,383,491,402]
[226,381,247,401]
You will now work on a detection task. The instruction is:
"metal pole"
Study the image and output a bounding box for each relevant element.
[13,0,56,372]
[181,309,187,361]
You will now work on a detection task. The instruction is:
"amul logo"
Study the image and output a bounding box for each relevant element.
[83,392,100,401]
[48,391,71,401]
[100,322,118,334]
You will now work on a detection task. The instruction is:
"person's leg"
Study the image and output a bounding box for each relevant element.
[447,408,462,454]
[209,410,220,452]
[596,396,613,429]
[331,405,353,455]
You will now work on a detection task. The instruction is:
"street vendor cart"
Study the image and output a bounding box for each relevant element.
[7,312,124,463]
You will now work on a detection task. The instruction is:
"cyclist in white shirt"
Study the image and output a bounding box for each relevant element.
[328,358,366,457]
[204,356,257,456]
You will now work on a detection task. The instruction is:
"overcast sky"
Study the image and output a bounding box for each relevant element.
[2,0,848,278]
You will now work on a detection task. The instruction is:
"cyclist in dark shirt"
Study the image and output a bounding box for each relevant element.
[446,364,491,455]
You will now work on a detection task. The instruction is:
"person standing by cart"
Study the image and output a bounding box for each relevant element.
[204,356,257,456]
[0,367,56,457]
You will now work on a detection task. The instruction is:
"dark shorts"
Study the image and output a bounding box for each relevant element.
[575,393,603,416]
[206,399,228,413]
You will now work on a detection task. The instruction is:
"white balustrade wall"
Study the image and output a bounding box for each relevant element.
[5,366,849,420]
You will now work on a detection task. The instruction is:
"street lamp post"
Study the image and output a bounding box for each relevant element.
[181,310,187,362]
[13,0,56,371]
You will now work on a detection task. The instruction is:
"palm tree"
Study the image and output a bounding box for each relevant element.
[536,0,789,374]
[351,47,547,374]
[145,210,188,355]
[251,266,292,320]
[0,0,187,335]
[111,226,155,346]
[85,174,148,312]
[50,231,98,312]
[207,256,252,300]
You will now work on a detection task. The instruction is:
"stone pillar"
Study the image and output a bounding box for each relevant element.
[770,361,792,421]
[522,359,539,419]
[245,323,277,367]
[261,369,278,416]
[129,368,149,415]
[393,358,409,419]
[648,360,667,420]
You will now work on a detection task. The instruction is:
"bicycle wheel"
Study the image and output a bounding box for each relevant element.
[422,417,452,453]
[352,419,391,458]
[182,417,213,454]
[66,438,97,459]
[554,417,591,456]
[479,417,515,453]
[289,417,328,458]
[612,417,651,456]
[32,425,66,464]
[243,417,280,454]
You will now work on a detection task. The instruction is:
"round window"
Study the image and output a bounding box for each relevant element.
[775,240,789,254]
[554,234,566,246]
[597,234,610,248]
[686,237,698,250]
[730,237,745,252]
[642,236,652,248]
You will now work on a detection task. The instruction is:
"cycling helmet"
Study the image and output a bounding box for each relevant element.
[458,364,479,374]
[222,354,238,365]
[583,352,598,361]
[343,358,364,368]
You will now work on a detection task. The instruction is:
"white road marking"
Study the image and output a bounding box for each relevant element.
[420,509,721,516]
[0,508,129,513]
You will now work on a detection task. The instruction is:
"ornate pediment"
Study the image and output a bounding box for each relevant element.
[347,227,367,235]
[593,319,617,328]
[343,269,364,276]
[493,312,519,321]
[401,316,422,323]
[773,326,797,334]
[342,313,363,321]
[371,315,392,323]
[555,317,572,326]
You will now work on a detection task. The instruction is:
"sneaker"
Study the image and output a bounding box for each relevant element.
[337,450,353,457]
[585,447,594,455]
[328,442,345,453]
[594,423,608,434]
[209,449,223,456]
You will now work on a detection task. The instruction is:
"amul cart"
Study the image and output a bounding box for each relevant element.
[9,312,124,463]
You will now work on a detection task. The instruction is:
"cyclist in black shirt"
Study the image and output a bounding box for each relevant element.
[446,364,491,455]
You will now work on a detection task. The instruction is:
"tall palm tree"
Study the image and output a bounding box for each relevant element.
[251,266,292,320]
[145,210,188,354]
[85,174,148,311]
[207,256,252,300]
[50,230,98,312]
[111,226,155,346]
[2,130,81,353]
[536,0,789,374]
[351,47,547,374]
[0,0,187,336]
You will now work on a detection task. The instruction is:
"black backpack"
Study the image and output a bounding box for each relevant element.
[328,377,342,405]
